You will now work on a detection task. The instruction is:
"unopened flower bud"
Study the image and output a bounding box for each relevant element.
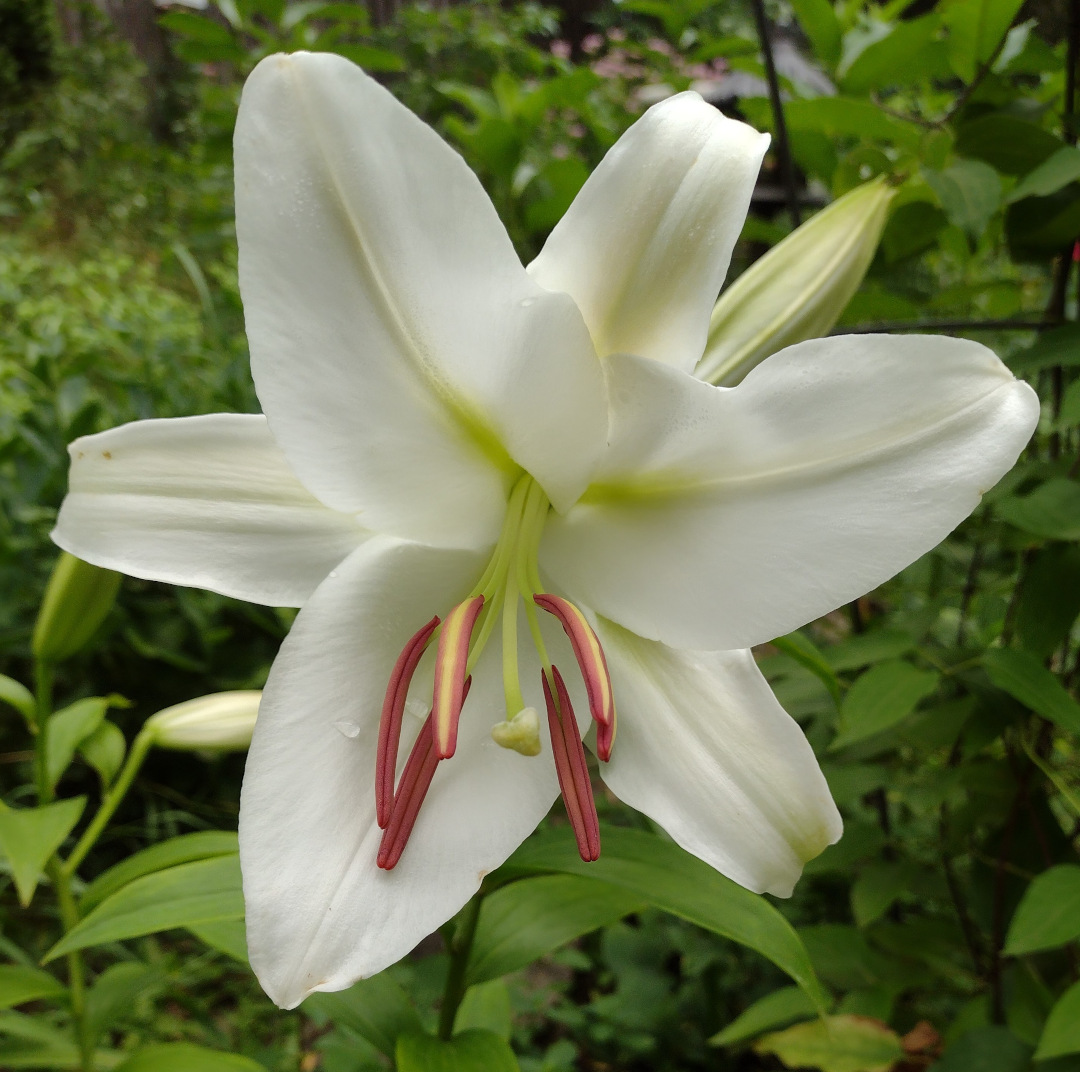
[33,552,121,663]
[147,690,261,752]
[697,177,895,387]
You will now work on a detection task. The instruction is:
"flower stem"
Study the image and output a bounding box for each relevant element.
[34,660,55,804]
[62,729,155,879]
[48,859,93,1070]
[438,894,482,1041]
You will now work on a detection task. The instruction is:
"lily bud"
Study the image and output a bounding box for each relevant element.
[697,178,895,387]
[33,552,122,663]
[147,690,261,752]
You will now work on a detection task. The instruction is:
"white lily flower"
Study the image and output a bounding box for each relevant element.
[51,52,1039,1010]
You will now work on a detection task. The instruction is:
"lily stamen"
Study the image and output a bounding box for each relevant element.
[534,594,617,761]
[376,614,440,828]
[543,666,601,862]
[432,596,485,759]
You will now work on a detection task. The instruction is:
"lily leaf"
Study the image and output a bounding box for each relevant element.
[500,825,829,1010]
[47,855,243,961]
[0,965,66,1011]
[113,1042,267,1071]
[396,1029,519,1072]
[1004,864,1080,955]
[306,975,423,1059]
[0,797,85,906]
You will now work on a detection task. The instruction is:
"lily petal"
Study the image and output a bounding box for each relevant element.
[240,536,562,1009]
[235,52,606,536]
[52,415,365,607]
[543,337,1040,650]
[528,92,768,372]
[595,619,841,897]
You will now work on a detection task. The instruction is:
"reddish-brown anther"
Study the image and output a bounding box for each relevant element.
[534,594,616,760]
[376,615,440,829]
[543,665,601,862]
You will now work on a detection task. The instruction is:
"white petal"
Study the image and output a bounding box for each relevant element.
[52,415,365,607]
[543,337,1040,649]
[240,536,562,1009]
[528,92,768,372]
[235,52,606,536]
[596,621,841,897]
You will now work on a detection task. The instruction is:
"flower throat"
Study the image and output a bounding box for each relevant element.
[375,473,616,870]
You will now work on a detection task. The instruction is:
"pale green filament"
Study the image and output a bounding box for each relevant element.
[459,473,554,725]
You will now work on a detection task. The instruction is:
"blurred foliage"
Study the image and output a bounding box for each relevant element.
[2,0,1080,1069]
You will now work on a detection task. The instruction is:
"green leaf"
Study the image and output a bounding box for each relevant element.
[1057,378,1080,428]
[456,980,512,1041]
[983,648,1080,736]
[306,975,423,1059]
[0,797,85,906]
[47,855,243,961]
[78,721,127,789]
[839,15,941,93]
[46,697,109,791]
[997,479,1080,541]
[85,962,161,1048]
[158,10,236,44]
[502,825,828,1009]
[710,986,818,1046]
[790,0,842,67]
[0,675,35,724]
[1004,864,1080,954]
[0,1010,118,1069]
[466,874,645,986]
[955,115,1062,176]
[945,0,1024,82]
[114,1042,268,1071]
[924,160,1003,236]
[772,633,842,705]
[1009,323,1080,375]
[397,1029,519,1072]
[0,965,65,1010]
[754,1014,903,1072]
[1009,145,1080,202]
[780,98,923,149]
[1035,980,1080,1060]
[830,661,939,750]
[80,830,238,912]
[189,918,248,963]
[822,630,916,672]
[1016,545,1080,658]
[933,1026,1031,1072]
[850,862,923,927]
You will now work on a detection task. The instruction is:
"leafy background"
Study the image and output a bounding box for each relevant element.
[3,0,1080,1069]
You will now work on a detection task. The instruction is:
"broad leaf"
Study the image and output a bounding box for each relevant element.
[924,161,1002,236]
[831,661,938,750]
[710,986,818,1046]
[501,825,828,1009]
[790,0,842,67]
[772,632,842,704]
[0,797,85,906]
[0,1010,120,1069]
[754,1015,903,1072]
[840,15,941,93]
[945,0,1024,82]
[306,975,423,1059]
[1015,545,1080,658]
[983,648,1080,736]
[85,962,162,1048]
[466,873,644,986]
[1034,980,1080,1060]
[850,863,924,927]
[113,1042,267,1071]
[47,855,243,961]
[997,479,1080,541]
[0,675,35,724]
[932,1026,1031,1072]
[0,966,65,1010]
[1004,864,1080,954]
[1009,145,1080,202]
[397,1029,519,1072]
[80,830,238,912]
[189,918,248,963]
[456,980,511,1040]
[78,721,127,789]
[46,697,110,791]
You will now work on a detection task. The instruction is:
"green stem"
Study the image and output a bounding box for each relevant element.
[34,661,55,804]
[48,859,92,1070]
[438,895,483,1041]
[62,729,154,879]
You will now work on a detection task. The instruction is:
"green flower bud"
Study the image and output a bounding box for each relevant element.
[147,690,261,753]
[697,177,895,387]
[32,553,122,663]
